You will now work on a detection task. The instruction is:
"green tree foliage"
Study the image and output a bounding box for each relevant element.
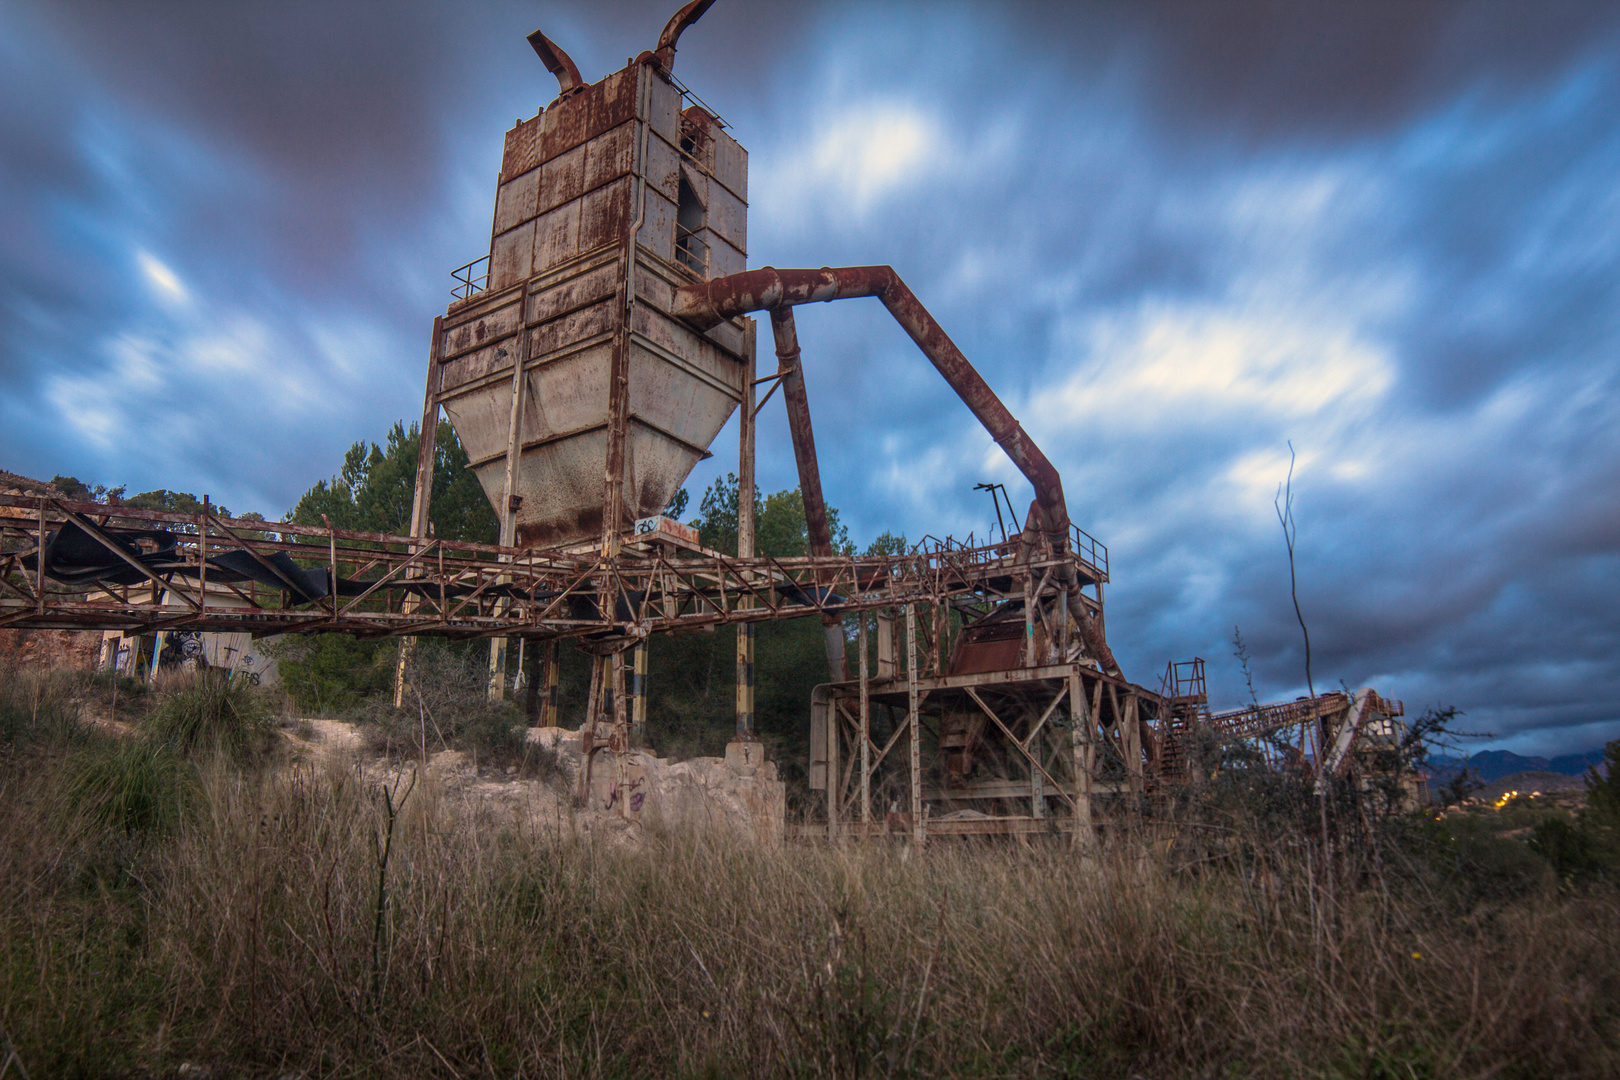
[646,474,857,781]
[276,421,498,713]
[287,420,496,542]
[691,472,850,557]
[124,489,229,517]
[1530,738,1620,885]
[51,475,125,503]
[1586,739,1620,829]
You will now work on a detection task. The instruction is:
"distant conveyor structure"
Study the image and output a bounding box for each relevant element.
[0,1,1415,840]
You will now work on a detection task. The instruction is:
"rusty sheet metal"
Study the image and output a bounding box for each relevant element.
[768,306,846,681]
[440,43,750,553]
[672,266,1070,542]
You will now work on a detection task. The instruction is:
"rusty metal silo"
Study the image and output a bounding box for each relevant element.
[421,6,748,551]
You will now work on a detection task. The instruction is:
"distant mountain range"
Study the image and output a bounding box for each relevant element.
[1428,749,1608,785]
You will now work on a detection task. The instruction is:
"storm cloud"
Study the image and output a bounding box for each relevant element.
[3,1,1619,754]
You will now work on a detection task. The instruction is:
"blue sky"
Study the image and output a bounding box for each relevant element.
[3,1,1619,754]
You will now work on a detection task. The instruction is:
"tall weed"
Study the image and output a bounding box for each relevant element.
[145,669,276,763]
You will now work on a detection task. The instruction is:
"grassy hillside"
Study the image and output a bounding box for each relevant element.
[3,666,1618,1079]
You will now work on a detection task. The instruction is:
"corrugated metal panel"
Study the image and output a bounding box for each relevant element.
[441,57,748,552]
[712,127,747,203]
[493,167,539,234]
[489,220,535,291]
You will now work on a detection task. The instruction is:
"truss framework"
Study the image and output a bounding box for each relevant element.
[0,493,1104,644]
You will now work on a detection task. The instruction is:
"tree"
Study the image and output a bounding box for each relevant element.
[276,420,498,712]
[51,475,125,503]
[645,473,859,781]
[287,419,496,543]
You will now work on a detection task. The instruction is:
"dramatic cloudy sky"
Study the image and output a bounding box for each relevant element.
[4,1,1619,753]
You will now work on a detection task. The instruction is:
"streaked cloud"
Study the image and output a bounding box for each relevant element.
[2,0,1619,756]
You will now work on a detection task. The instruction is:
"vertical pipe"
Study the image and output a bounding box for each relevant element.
[397,316,443,707]
[859,614,871,826]
[489,337,527,700]
[1024,567,1037,669]
[907,603,923,845]
[1070,670,1095,851]
[601,307,631,556]
[769,306,847,682]
[736,320,757,740]
[631,641,648,744]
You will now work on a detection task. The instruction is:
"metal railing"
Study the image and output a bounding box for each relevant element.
[1072,524,1108,580]
[674,223,709,277]
[451,255,489,301]
[666,70,729,131]
[0,493,1104,642]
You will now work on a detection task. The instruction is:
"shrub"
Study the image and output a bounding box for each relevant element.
[369,640,540,772]
[0,666,87,749]
[1395,812,1555,908]
[268,633,392,713]
[145,670,277,763]
[60,738,198,837]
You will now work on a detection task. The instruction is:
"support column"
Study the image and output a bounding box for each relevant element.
[611,651,629,750]
[489,335,528,700]
[859,615,871,826]
[877,610,895,679]
[827,686,840,840]
[907,603,923,845]
[542,640,560,726]
[1032,699,1046,819]
[578,654,607,805]
[396,316,444,707]
[1070,669,1096,851]
[769,307,847,682]
[523,639,543,726]
[631,641,648,745]
[1123,693,1143,796]
[735,319,757,742]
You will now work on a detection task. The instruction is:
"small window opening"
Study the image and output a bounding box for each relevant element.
[679,109,712,164]
[675,173,708,275]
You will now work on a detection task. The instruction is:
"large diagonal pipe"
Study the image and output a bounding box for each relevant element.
[770,307,847,682]
[675,265,1122,677]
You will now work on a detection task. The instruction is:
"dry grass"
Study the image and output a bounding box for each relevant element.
[0,671,1617,1078]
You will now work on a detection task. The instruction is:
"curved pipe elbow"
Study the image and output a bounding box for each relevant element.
[528,29,586,100]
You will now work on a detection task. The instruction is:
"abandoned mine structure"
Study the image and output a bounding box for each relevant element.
[0,1,1412,841]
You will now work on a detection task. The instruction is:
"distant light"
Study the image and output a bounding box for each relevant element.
[136,250,188,304]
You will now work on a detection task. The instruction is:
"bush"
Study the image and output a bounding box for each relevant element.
[368,641,540,773]
[1394,812,1555,908]
[60,738,198,837]
[268,633,392,714]
[145,670,277,764]
[1531,816,1615,886]
[0,666,88,749]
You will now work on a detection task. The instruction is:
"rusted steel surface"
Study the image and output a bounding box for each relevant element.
[0,493,1099,642]
[673,266,1070,543]
[768,309,830,558]
[527,29,585,99]
[767,307,848,681]
[437,38,749,552]
[648,0,715,72]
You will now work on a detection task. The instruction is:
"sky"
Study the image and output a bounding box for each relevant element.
[3,1,1619,755]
